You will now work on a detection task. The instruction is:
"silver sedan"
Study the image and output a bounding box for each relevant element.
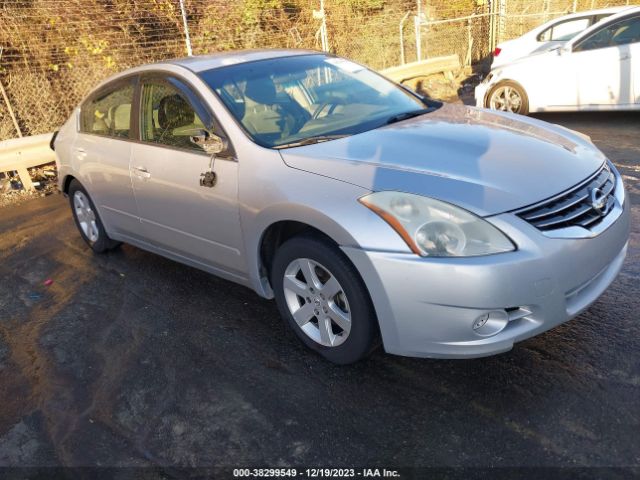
[53,50,629,364]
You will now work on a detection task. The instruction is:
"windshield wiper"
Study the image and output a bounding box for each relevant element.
[273,134,350,149]
[385,108,434,125]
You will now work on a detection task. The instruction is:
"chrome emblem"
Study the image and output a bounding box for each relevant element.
[590,187,609,216]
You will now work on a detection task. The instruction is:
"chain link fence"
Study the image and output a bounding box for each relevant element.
[0,0,634,141]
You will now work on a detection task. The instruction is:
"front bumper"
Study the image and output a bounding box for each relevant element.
[474,81,491,108]
[343,194,630,359]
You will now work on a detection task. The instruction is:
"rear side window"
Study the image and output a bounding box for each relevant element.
[80,82,134,138]
[538,17,590,42]
[575,15,640,51]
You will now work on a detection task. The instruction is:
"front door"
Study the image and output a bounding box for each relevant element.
[130,76,245,277]
[573,45,632,106]
[571,14,640,107]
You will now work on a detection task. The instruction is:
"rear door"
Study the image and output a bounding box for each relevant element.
[75,77,140,237]
[129,75,244,276]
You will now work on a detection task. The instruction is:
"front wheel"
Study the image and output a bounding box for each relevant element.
[486,80,529,115]
[271,235,379,364]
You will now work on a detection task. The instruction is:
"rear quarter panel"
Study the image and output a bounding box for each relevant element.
[54,108,79,192]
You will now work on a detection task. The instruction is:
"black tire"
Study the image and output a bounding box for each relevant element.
[68,179,121,253]
[271,234,379,364]
[486,80,529,115]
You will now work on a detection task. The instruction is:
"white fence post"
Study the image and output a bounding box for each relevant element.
[489,0,496,53]
[497,0,506,47]
[179,0,193,56]
[415,0,423,61]
[313,0,329,52]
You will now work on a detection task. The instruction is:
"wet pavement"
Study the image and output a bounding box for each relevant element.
[0,112,638,473]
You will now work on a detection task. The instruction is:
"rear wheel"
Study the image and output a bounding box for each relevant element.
[271,235,379,364]
[487,80,529,115]
[68,179,120,253]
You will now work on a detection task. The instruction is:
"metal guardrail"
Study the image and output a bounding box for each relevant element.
[381,54,461,84]
[0,133,55,191]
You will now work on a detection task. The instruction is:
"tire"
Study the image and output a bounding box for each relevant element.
[68,179,121,253]
[271,234,379,364]
[486,80,529,115]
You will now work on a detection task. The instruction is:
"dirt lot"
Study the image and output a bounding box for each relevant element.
[0,111,638,476]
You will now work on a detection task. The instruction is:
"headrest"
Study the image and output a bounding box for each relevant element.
[110,104,131,130]
[158,94,194,130]
[244,79,278,105]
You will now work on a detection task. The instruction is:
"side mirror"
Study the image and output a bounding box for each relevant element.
[190,130,229,156]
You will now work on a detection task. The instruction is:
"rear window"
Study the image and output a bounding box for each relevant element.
[80,81,134,139]
[538,17,590,42]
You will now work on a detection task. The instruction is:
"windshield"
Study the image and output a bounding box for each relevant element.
[198,54,436,148]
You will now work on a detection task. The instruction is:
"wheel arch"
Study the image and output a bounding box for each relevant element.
[61,174,76,195]
[259,220,337,285]
[250,206,362,299]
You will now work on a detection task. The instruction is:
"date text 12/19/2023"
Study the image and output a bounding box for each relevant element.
[233,468,401,478]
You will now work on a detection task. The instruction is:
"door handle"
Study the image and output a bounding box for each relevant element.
[133,166,151,179]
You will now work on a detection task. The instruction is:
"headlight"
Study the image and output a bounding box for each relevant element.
[359,191,515,257]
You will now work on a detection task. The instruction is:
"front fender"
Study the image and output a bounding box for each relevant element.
[240,169,412,298]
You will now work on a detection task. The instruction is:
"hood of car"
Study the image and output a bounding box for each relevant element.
[279,103,606,216]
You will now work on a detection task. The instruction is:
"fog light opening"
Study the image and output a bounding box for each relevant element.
[472,310,509,337]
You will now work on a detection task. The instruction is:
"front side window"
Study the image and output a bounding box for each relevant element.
[575,16,640,51]
[140,80,208,153]
[539,17,590,42]
[198,54,434,148]
[80,82,134,138]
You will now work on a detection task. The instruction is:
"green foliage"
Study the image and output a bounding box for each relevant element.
[242,0,287,25]
[344,0,386,11]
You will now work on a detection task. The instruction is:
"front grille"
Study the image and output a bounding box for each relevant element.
[517,163,616,231]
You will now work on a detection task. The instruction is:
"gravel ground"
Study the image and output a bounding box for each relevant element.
[0,110,638,477]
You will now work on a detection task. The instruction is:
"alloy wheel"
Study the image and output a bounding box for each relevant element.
[283,258,351,347]
[489,85,522,113]
[73,190,99,243]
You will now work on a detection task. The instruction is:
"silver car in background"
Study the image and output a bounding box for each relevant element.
[53,50,629,364]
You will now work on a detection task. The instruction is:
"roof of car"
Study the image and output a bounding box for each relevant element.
[168,49,320,72]
[530,5,636,32]
[555,5,635,18]
[82,49,323,99]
